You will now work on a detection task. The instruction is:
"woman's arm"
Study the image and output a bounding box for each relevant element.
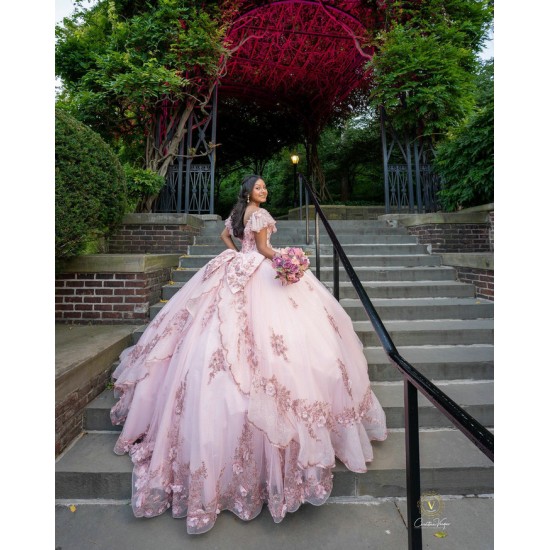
[254,228,276,260]
[220,227,238,251]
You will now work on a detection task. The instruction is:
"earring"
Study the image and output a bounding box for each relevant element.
[247,195,250,203]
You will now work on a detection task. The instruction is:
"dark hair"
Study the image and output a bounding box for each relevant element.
[229,174,262,239]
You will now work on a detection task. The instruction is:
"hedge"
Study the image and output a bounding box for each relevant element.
[55,108,127,266]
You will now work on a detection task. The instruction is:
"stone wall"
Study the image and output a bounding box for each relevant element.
[55,255,180,324]
[108,213,203,254]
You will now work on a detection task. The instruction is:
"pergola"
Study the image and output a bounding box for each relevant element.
[157,1,436,214]
[221,0,385,131]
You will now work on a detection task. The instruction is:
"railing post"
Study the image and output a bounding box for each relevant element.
[404,379,423,550]
[315,211,320,280]
[304,174,310,244]
[333,245,339,300]
[413,138,423,214]
[299,173,303,222]
[380,105,390,214]
[405,134,415,213]
[305,183,310,245]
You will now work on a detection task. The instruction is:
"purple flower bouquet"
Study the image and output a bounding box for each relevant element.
[271,247,310,285]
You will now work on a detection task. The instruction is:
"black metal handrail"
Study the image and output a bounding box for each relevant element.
[298,174,494,550]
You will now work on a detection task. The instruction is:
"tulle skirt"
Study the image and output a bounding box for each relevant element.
[111,252,387,534]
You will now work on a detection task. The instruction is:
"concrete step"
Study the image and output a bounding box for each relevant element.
[199,219,392,235]
[55,428,493,501]
[169,265,458,286]
[353,319,494,347]
[177,254,443,269]
[194,227,409,242]
[323,281,476,299]
[317,266,457,283]
[84,390,122,432]
[196,233,416,245]
[365,345,494,381]
[373,380,493,429]
[342,297,494,321]
[167,270,199,284]
[187,243,430,256]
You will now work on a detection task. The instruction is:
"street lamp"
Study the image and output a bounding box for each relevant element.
[291,154,300,217]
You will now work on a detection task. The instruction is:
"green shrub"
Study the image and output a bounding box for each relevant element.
[435,60,494,211]
[434,102,494,211]
[123,165,166,212]
[55,108,126,267]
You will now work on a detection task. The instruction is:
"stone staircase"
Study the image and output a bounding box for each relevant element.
[56,219,494,504]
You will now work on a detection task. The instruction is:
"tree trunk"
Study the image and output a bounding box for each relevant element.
[305,128,330,201]
[340,173,350,202]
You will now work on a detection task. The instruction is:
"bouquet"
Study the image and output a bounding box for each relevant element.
[272,247,310,285]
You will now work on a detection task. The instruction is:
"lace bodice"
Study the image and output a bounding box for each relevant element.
[225,209,277,254]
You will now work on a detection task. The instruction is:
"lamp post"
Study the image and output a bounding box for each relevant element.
[291,154,300,218]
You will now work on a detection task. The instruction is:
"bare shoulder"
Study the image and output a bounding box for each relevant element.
[243,205,261,226]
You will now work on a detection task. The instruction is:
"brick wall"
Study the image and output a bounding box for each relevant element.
[407,223,491,253]
[489,211,494,251]
[455,267,494,301]
[55,366,114,456]
[55,267,171,324]
[109,223,200,253]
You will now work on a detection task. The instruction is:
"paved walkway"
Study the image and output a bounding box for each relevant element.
[55,495,494,550]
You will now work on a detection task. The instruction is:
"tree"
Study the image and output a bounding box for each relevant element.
[56,0,231,211]
[368,0,493,148]
[434,59,494,210]
[318,112,384,204]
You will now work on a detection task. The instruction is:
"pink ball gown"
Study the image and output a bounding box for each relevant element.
[110,208,387,534]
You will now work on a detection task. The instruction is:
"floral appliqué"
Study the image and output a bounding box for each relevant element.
[288,297,299,309]
[334,386,375,427]
[337,359,353,398]
[324,307,342,338]
[208,349,226,384]
[270,329,289,362]
[202,302,217,328]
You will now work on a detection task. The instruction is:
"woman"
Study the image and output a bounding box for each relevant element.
[110,174,387,535]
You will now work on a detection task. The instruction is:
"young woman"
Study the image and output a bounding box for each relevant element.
[111,174,387,534]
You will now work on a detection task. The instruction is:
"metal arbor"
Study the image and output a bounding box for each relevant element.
[221,0,386,200]
[152,87,219,214]
[154,0,388,212]
[380,106,442,214]
[221,0,381,126]
[153,1,441,214]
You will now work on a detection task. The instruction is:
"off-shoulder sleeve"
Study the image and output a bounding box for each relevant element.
[224,216,233,236]
[249,209,277,233]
